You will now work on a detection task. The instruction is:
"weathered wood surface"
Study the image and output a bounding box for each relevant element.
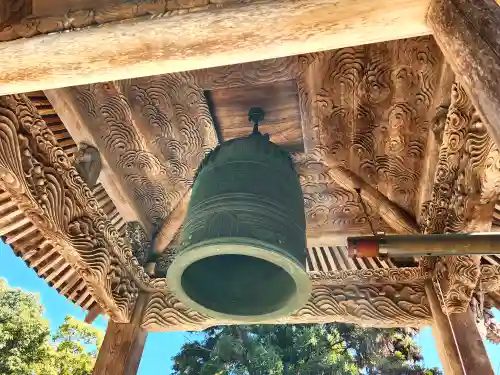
[44,90,148,231]
[426,281,495,375]
[153,189,191,254]
[48,37,447,246]
[32,0,122,17]
[47,79,218,233]
[143,281,431,331]
[0,0,432,95]
[0,0,30,25]
[428,0,500,149]
[0,94,145,322]
[93,293,149,375]
[419,82,500,312]
[211,80,303,148]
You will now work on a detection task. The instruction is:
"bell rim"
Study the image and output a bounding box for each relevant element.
[166,237,312,323]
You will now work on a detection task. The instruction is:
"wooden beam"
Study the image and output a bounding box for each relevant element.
[427,0,500,148]
[93,293,150,375]
[153,188,191,254]
[319,153,419,234]
[44,89,149,233]
[85,304,103,324]
[0,0,431,95]
[425,281,494,375]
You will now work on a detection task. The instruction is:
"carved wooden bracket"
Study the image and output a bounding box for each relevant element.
[0,94,151,322]
[73,142,101,189]
[420,82,500,313]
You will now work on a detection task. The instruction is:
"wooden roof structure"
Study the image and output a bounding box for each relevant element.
[1,0,500,374]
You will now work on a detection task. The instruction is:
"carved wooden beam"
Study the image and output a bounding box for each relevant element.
[0,94,149,322]
[0,0,432,95]
[46,81,217,237]
[44,89,149,232]
[317,153,419,234]
[142,282,431,331]
[415,63,455,222]
[420,82,500,313]
[153,188,191,254]
[428,0,500,149]
[308,267,429,286]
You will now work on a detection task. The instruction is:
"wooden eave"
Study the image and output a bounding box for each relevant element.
[0,92,127,312]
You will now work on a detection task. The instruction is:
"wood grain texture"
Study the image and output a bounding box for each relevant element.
[428,0,500,150]
[0,94,145,321]
[142,282,431,330]
[47,37,448,257]
[0,0,431,95]
[93,293,149,375]
[48,78,217,233]
[426,281,495,375]
[33,0,124,17]
[153,188,191,254]
[304,37,446,219]
[420,82,500,313]
[211,80,303,149]
[44,90,148,231]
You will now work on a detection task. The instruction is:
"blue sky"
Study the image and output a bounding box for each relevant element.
[1,241,499,374]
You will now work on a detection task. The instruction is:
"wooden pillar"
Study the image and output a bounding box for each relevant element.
[425,281,494,375]
[92,293,149,375]
[427,0,500,147]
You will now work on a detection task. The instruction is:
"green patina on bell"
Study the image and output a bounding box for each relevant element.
[166,108,311,322]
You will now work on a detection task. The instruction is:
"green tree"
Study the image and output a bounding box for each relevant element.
[0,278,52,374]
[171,324,442,375]
[0,278,103,375]
[47,316,104,375]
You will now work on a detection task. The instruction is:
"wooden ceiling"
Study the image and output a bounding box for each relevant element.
[44,36,449,246]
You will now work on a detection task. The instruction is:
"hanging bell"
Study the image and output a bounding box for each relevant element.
[166,108,311,322]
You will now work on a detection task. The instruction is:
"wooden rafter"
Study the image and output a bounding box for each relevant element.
[0,0,432,95]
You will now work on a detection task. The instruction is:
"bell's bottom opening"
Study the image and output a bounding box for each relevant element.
[181,254,297,316]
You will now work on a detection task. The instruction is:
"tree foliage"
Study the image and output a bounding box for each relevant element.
[0,278,103,375]
[171,324,443,375]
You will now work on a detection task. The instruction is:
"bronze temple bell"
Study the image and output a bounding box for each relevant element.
[167,108,311,322]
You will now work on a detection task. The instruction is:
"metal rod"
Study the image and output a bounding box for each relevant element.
[347,233,500,258]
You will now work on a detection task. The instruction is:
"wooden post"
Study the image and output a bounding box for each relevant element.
[427,0,500,148]
[92,293,150,375]
[425,281,494,375]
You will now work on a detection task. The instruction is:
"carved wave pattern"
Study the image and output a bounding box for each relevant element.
[309,267,430,286]
[420,83,500,313]
[142,290,215,331]
[74,77,217,229]
[141,283,431,330]
[307,37,444,222]
[0,94,143,322]
[294,153,394,234]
